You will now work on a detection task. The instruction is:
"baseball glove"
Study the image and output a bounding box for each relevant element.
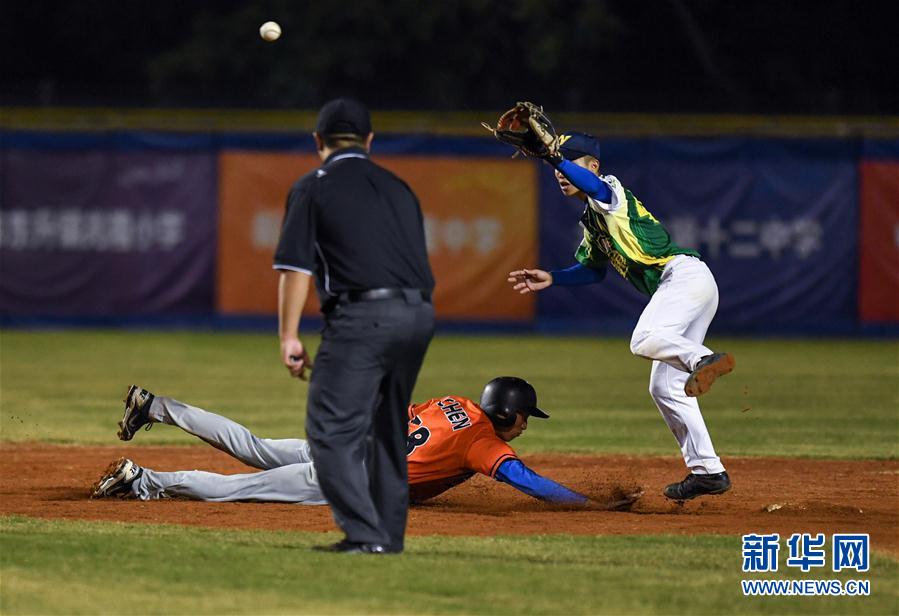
[481,101,560,162]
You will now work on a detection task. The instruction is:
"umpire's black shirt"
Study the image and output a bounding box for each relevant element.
[274,147,434,304]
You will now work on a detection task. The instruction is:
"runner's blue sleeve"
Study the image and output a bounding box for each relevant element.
[555,159,613,202]
[549,262,606,286]
[494,459,588,504]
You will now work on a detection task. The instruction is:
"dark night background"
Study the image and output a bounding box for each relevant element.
[2,0,897,114]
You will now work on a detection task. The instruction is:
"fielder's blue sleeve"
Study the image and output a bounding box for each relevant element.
[555,159,614,203]
[495,459,588,504]
[549,262,606,286]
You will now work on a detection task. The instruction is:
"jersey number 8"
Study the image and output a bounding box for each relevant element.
[406,416,431,456]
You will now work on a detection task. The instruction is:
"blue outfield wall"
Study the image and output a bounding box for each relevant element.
[538,138,862,334]
[1,130,895,335]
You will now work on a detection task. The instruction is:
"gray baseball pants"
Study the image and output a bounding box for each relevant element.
[129,396,327,504]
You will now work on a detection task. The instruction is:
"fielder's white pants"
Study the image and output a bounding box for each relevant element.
[629,255,725,475]
[130,397,327,504]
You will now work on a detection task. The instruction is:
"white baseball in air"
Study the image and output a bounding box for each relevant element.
[259,21,281,42]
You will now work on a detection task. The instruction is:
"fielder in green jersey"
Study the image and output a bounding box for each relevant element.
[508,131,735,501]
[574,173,700,296]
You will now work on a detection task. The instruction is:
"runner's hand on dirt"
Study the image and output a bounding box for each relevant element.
[584,490,644,511]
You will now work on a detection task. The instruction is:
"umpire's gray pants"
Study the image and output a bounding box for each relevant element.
[307,294,434,551]
[131,396,327,504]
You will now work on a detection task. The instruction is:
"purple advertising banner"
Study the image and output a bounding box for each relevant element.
[0,132,874,333]
[0,149,216,316]
[538,138,859,332]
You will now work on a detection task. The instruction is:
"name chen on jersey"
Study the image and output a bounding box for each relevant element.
[437,398,471,431]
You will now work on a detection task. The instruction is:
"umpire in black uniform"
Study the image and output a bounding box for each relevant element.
[274,98,435,554]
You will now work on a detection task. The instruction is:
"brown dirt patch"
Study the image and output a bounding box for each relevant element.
[2,443,897,556]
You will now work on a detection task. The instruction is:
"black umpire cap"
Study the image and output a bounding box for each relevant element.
[315,97,372,137]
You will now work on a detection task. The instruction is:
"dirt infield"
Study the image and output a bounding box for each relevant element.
[2,443,897,556]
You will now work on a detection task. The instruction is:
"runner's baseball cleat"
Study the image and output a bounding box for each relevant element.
[118,385,155,441]
[684,353,735,397]
[664,471,731,501]
[91,458,142,498]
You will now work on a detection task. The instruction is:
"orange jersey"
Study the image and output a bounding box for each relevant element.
[406,395,518,502]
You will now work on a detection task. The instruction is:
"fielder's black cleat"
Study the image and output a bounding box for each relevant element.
[664,471,732,501]
[684,352,735,397]
[313,539,396,554]
[118,385,156,441]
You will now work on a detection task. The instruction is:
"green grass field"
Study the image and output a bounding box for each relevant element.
[3,517,898,615]
[1,330,898,614]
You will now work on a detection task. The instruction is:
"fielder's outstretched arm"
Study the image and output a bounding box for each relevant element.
[549,262,606,286]
[494,459,588,504]
[508,263,605,294]
[553,159,614,203]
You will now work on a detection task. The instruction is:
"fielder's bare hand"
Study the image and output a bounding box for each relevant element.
[508,269,553,294]
[281,336,312,380]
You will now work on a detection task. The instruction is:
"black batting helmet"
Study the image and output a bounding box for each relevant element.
[479,376,550,428]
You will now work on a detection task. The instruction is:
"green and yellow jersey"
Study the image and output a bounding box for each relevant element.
[575,175,699,296]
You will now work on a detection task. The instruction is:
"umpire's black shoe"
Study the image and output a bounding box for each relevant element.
[313,539,396,555]
[664,471,732,501]
[684,352,735,397]
[118,385,155,441]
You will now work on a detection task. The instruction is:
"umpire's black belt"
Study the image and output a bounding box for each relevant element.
[325,288,431,312]
[346,288,431,303]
